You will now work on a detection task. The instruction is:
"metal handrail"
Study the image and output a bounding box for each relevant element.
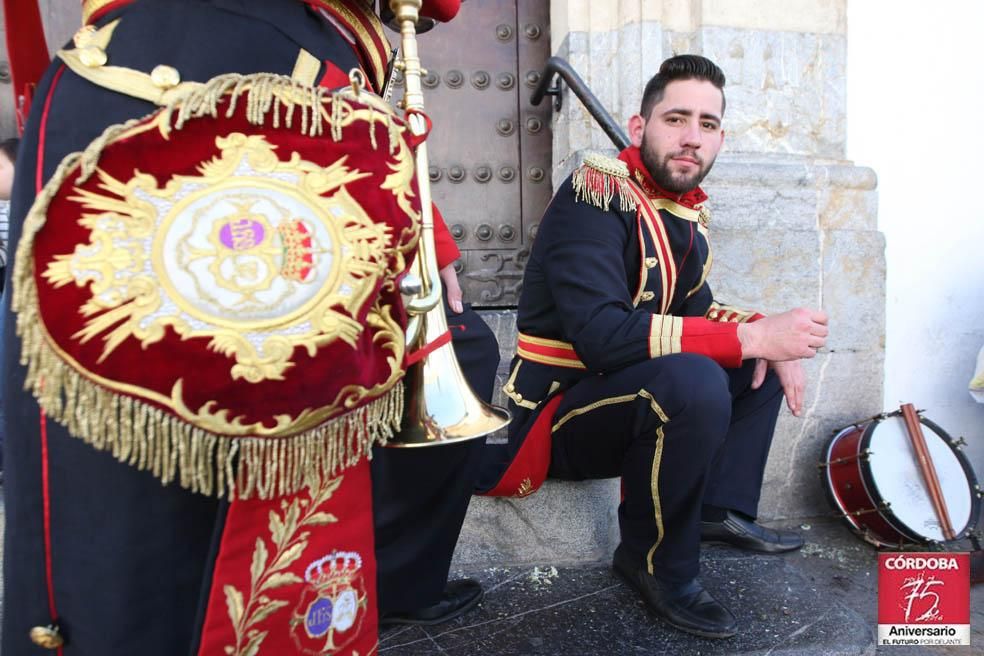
[530,56,629,151]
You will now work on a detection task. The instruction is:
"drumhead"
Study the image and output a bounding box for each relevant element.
[863,414,975,542]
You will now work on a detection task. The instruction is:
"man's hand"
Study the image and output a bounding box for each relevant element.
[752,358,806,417]
[737,308,827,362]
[439,263,464,313]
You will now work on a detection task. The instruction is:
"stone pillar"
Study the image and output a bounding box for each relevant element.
[457,0,885,569]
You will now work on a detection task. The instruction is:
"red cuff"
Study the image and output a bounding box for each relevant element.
[680,318,743,368]
[432,204,461,270]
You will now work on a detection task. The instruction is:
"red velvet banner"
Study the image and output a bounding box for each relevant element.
[29,88,418,435]
[196,460,378,656]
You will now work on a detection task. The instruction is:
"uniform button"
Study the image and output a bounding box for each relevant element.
[514,393,524,402]
[645,257,658,269]
[504,383,515,393]
[29,625,64,649]
[641,291,656,302]
[151,65,181,89]
[79,46,107,68]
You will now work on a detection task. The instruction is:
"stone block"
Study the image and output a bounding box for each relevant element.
[452,479,620,568]
[819,185,879,231]
[698,27,847,158]
[702,183,821,232]
[709,228,821,313]
[822,230,886,353]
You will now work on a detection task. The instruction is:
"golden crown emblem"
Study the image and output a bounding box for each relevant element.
[304,551,363,589]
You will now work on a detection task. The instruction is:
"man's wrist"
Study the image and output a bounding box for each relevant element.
[737,322,758,360]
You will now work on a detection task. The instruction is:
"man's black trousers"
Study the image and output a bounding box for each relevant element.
[547,354,784,583]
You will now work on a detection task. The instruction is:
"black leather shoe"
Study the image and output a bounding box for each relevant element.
[700,511,804,554]
[612,544,737,639]
[378,578,483,627]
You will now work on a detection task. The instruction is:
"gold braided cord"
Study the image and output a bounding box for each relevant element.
[12,73,413,500]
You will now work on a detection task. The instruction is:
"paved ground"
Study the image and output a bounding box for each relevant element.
[0,492,980,654]
[380,518,984,656]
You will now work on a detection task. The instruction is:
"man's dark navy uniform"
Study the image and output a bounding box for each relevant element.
[477,55,829,639]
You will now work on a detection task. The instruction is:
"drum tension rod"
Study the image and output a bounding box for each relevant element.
[829,408,928,435]
[837,502,889,519]
[951,436,968,449]
[830,412,890,435]
[817,449,872,469]
[857,528,887,548]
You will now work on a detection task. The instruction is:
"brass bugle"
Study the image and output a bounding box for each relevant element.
[388,0,510,447]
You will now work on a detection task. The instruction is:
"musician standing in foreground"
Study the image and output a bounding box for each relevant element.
[2,1,476,654]
[477,55,829,638]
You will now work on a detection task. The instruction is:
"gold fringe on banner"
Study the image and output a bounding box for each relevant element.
[12,73,413,500]
[572,152,637,213]
[14,279,404,500]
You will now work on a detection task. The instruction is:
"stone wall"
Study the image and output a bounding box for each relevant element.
[454,0,885,568]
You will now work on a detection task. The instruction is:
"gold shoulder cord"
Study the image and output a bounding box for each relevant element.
[572,152,637,212]
[60,18,327,106]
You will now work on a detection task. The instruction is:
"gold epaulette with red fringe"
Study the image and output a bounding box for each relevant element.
[571,152,637,213]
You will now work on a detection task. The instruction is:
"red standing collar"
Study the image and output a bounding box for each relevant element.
[618,145,708,209]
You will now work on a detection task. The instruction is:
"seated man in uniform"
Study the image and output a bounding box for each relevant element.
[477,55,828,638]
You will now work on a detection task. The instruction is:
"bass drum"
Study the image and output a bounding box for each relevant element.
[821,411,981,547]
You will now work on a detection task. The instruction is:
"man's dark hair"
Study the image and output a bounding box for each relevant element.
[640,55,726,121]
[0,138,18,164]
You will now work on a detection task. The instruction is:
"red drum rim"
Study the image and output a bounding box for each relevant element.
[821,415,981,547]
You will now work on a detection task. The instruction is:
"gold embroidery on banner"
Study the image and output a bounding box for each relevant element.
[225,474,342,656]
[12,74,418,499]
[645,425,667,575]
[46,134,386,384]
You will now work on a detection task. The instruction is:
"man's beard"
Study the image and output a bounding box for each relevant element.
[639,133,716,194]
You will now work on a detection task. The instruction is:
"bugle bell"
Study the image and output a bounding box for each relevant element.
[387,0,510,447]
